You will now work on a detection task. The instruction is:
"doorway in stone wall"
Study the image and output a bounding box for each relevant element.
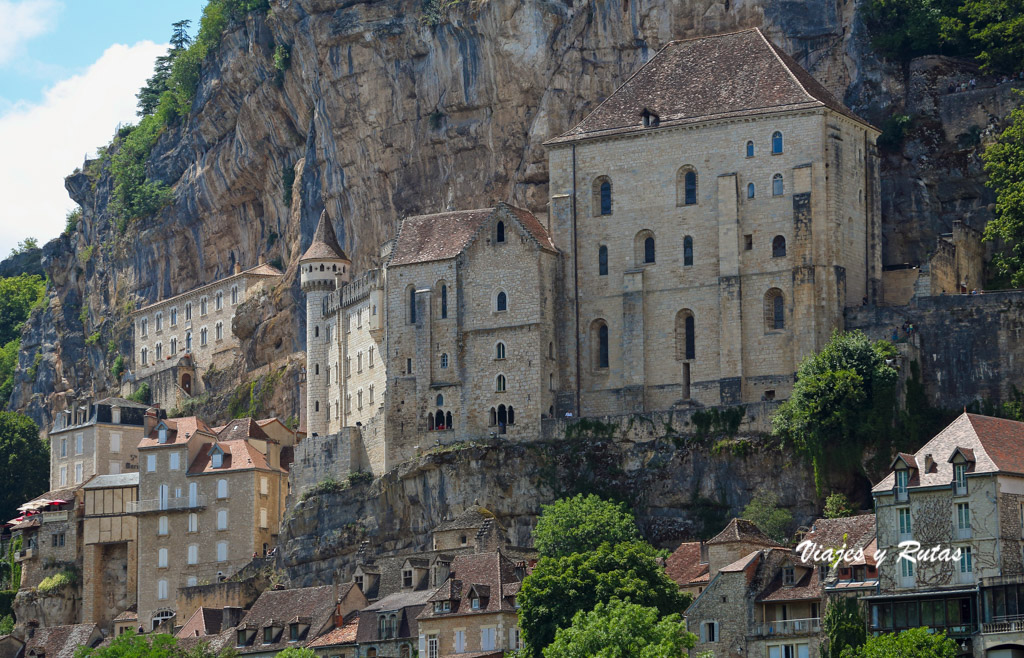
[181,374,191,395]
[682,363,691,400]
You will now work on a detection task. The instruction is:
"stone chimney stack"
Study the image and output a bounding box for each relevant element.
[222,606,243,629]
[234,262,242,275]
[144,406,160,436]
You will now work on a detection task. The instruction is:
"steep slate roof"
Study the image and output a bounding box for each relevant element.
[757,563,821,602]
[707,518,783,547]
[665,541,709,587]
[798,514,876,561]
[300,210,349,262]
[873,413,1024,492]
[389,204,554,267]
[175,607,225,639]
[230,585,337,654]
[417,551,522,621]
[138,416,215,449]
[23,624,101,658]
[547,28,872,146]
[216,418,274,443]
[94,396,151,409]
[433,506,500,533]
[718,549,763,573]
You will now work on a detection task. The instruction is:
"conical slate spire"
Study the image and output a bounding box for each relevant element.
[300,210,349,262]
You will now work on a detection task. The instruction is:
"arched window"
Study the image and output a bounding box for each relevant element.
[495,342,506,360]
[677,167,698,206]
[593,177,612,216]
[216,322,223,340]
[508,406,515,425]
[435,410,444,429]
[496,374,506,392]
[379,617,387,639]
[408,287,417,324]
[314,325,319,338]
[437,394,444,407]
[683,236,693,267]
[496,291,508,312]
[440,284,448,319]
[746,140,755,158]
[772,173,784,197]
[598,245,608,276]
[155,343,162,360]
[185,332,192,351]
[635,230,655,265]
[747,183,755,199]
[440,353,449,369]
[765,288,785,331]
[676,309,695,360]
[200,328,208,346]
[592,320,609,369]
[772,236,787,258]
[497,405,508,432]
[427,413,435,431]
[446,411,453,429]
[489,408,497,426]
[141,347,148,365]
[644,237,655,263]
[496,221,506,243]
[772,131,783,154]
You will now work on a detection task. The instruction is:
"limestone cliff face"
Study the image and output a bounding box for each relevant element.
[7,0,1011,427]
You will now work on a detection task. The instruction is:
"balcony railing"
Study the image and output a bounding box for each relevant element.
[41,510,69,523]
[983,615,1024,634]
[756,618,821,636]
[127,495,206,514]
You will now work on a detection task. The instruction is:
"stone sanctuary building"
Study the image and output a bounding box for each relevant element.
[295,27,881,483]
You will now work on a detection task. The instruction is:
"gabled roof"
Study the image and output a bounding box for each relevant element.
[799,514,876,560]
[873,413,1024,492]
[388,204,555,267]
[132,264,282,315]
[175,607,225,639]
[230,586,336,654]
[417,551,522,620]
[94,396,151,409]
[308,613,360,648]
[718,549,763,573]
[22,624,102,658]
[433,505,500,533]
[890,452,918,470]
[188,440,283,475]
[706,518,782,547]
[300,210,349,262]
[547,28,873,146]
[139,416,215,449]
[216,418,273,443]
[757,563,821,602]
[665,541,709,587]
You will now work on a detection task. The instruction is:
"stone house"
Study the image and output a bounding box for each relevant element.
[48,396,153,491]
[868,412,1024,657]
[10,488,81,591]
[666,541,710,598]
[545,27,881,413]
[129,262,283,408]
[81,473,139,630]
[133,413,291,631]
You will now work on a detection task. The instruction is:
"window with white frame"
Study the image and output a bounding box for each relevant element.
[260,477,268,495]
[141,319,148,337]
[141,347,148,366]
[60,466,67,486]
[509,628,522,650]
[898,508,912,538]
[217,509,228,530]
[216,322,223,341]
[216,291,223,310]
[60,438,67,457]
[454,631,465,653]
[170,308,177,326]
[158,516,168,536]
[158,548,168,568]
[200,297,208,316]
[217,541,228,562]
[231,285,238,305]
[155,313,163,331]
[369,347,374,367]
[75,432,84,454]
[185,302,192,321]
[155,343,162,360]
[200,328,208,346]
[147,454,156,472]
[110,432,121,453]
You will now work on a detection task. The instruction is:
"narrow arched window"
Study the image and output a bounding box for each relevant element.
[765,288,785,331]
[496,374,506,392]
[773,173,784,197]
[746,140,754,158]
[747,183,755,199]
[772,131,783,154]
[683,236,693,267]
[497,405,508,430]
[593,176,612,216]
[440,353,448,369]
[600,181,611,215]
[598,245,608,276]
[496,342,506,360]
[592,320,609,369]
[314,326,319,338]
[427,413,435,431]
[446,411,453,429]
[644,237,655,264]
[676,310,695,360]
[496,291,507,312]
[496,221,506,243]
[489,408,497,426]
[440,284,448,319]
[508,406,515,425]
[772,236,787,258]
[435,410,444,429]
[684,171,697,205]
[409,287,417,324]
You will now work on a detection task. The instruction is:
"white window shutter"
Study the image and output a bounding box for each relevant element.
[700,623,706,643]
[418,634,425,654]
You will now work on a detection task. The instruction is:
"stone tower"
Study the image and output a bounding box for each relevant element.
[299,210,351,438]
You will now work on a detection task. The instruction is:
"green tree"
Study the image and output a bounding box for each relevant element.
[542,598,697,658]
[0,412,49,522]
[517,541,692,657]
[862,0,950,60]
[533,494,641,559]
[772,330,898,494]
[0,274,45,345]
[841,627,957,657]
[823,493,855,519]
[137,20,193,116]
[274,649,317,658]
[822,597,866,658]
[0,338,19,406]
[945,0,1024,73]
[984,96,1024,286]
[76,630,235,658]
[0,614,12,635]
[8,238,39,257]
[741,488,793,543]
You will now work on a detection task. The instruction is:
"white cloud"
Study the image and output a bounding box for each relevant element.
[0,0,61,66]
[0,40,167,256]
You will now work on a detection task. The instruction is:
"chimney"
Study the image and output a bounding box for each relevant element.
[258,254,266,265]
[222,606,243,630]
[234,262,242,275]
[925,454,935,472]
[144,406,160,436]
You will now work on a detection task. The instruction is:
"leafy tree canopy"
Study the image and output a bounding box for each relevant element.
[75,631,236,658]
[823,493,856,519]
[274,649,317,658]
[517,541,692,657]
[823,596,866,658]
[0,412,49,521]
[840,627,957,657]
[0,274,45,345]
[533,494,641,559]
[944,0,1024,73]
[741,488,793,543]
[984,96,1024,286]
[772,330,898,493]
[542,598,696,658]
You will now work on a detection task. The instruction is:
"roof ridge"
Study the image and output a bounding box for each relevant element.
[755,29,818,108]
[663,26,764,46]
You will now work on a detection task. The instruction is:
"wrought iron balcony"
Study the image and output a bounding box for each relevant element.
[756,618,821,636]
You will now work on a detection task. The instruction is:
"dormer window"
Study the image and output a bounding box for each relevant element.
[641,109,659,127]
[471,597,481,610]
[263,627,275,644]
[355,575,363,591]
[212,451,223,469]
[237,631,246,647]
[434,600,451,613]
[403,569,413,588]
[158,427,168,444]
[954,463,968,493]
[289,624,299,642]
[783,566,795,586]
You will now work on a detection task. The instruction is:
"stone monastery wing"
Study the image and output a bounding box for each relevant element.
[547,28,874,145]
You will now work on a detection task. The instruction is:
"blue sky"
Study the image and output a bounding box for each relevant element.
[0,1,206,257]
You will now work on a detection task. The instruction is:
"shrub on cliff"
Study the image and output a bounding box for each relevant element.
[110,116,173,229]
[772,330,898,494]
[542,599,696,658]
[741,487,794,543]
[533,494,641,559]
[983,95,1024,286]
[0,274,45,345]
[0,412,49,523]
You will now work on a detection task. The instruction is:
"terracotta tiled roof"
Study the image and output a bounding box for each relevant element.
[718,550,762,573]
[547,28,872,146]
[188,440,282,474]
[23,624,101,658]
[139,416,216,449]
[873,413,1024,492]
[891,452,919,470]
[389,204,554,267]
[308,613,360,647]
[417,551,522,621]
[217,418,273,443]
[300,210,349,262]
[706,518,782,547]
[175,607,225,639]
[665,541,710,587]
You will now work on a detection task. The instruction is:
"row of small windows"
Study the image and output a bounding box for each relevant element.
[590,290,786,367]
[408,284,507,323]
[138,287,239,337]
[596,234,785,272]
[746,132,785,158]
[140,323,224,365]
